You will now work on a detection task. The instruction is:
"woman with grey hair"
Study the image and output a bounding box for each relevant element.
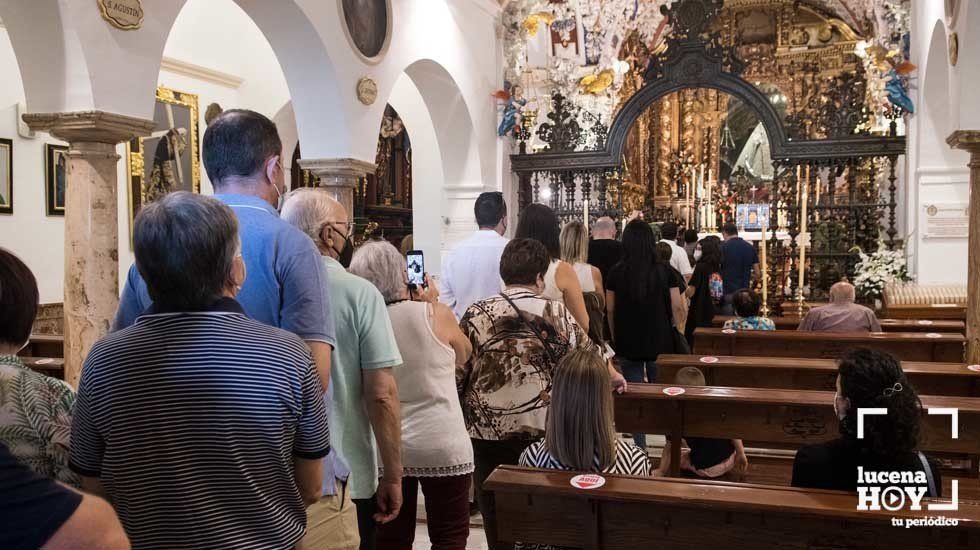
[349,241,474,550]
[70,192,330,548]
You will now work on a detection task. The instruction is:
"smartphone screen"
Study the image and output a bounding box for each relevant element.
[407,250,425,286]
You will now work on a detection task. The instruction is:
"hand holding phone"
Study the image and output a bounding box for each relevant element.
[406,250,425,287]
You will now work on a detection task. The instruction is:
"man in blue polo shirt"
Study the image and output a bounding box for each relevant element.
[720,222,760,315]
[113,109,334,388]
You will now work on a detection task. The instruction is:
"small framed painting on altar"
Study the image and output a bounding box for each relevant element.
[45,144,67,217]
[735,204,770,230]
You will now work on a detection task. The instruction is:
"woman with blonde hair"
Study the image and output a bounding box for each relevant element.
[519,348,648,474]
[560,221,607,346]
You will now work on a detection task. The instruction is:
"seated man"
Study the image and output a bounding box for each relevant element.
[797,281,881,333]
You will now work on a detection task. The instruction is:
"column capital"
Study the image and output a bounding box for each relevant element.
[22,110,155,145]
[947,130,980,154]
[297,157,376,178]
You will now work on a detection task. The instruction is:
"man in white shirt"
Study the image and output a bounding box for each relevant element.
[440,192,509,319]
[659,221,694,283]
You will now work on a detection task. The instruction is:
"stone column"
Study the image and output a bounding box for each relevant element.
[947,130,980,365]
[23,111,155,386]
[298,158,376,218]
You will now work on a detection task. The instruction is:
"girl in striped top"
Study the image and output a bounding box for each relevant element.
[518,348,649,550]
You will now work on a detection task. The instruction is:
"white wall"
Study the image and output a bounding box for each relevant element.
[0,26,66,302]
[0,0,293,302]
[906,1,971,284]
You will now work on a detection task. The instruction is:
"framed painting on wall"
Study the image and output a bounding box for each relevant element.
[0,138,11,215]
[45,144,67,216]
[127,85,200,228]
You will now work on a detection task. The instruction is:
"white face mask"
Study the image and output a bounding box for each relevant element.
[693,249,702,261]
[273,181,284,212]
[833,393,848,420]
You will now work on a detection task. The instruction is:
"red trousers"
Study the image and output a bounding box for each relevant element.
[375,474,471,550]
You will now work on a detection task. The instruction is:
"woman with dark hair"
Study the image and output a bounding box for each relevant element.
[684,236,724,346]
[606,220,686,451]
[791,348,941,495]
[0,248,77,487]
[515,204,590,333]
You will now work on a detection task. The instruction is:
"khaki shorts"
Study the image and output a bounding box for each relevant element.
[297,479,360,550]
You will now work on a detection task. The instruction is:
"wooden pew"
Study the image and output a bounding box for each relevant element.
[484,466,979,550]
[657,354,980,397]
[885,303,967,320]
[693,327,965,362]
[712,315,966,334]
[19,334,64,359]
[614,384,980,478]
[20,357,65,380]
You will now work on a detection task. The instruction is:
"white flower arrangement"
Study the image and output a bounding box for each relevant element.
[850,242,911,302]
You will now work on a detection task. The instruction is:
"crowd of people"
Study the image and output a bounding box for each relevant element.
[0,109,940,550]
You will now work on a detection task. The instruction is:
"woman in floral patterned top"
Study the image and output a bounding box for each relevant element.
[0,248,77,487]
[459,238,626,550]
[722,288,776,331]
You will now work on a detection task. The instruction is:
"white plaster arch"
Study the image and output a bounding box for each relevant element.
[956,0,980,129]
[42,0,350,159]
[918,20,956,166]
[0,0,94,113]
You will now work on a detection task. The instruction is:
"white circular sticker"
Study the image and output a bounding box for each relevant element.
[662,387,686,396]
[967,365,980,373]
[699,356,719,364]
[721,329,736,334]
[925,333,942,339]
[34,358,54,365]
[917,320,934,326]
[570,474,606,490]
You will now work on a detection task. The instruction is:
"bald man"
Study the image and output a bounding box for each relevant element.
[797,282,881,333]
[588,216,623,281]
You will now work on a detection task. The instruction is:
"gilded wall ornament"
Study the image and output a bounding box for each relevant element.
[98,0,143,31]
[356,77,378,106]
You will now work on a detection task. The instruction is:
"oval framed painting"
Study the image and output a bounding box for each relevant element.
[341,0,392,62]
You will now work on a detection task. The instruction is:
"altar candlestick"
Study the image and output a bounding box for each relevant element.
[707,170,714,230]
[796,165,802,203]
[583,198,590,225]
[814,174,821,221]
[798,166,809,298]
[760,220,769,317]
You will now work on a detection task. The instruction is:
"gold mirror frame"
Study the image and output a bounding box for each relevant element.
[127,86,201,234]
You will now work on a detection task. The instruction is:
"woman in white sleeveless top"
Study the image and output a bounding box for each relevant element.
[515,204,590,333]
[352,241,474,550]
[558,221,604,296]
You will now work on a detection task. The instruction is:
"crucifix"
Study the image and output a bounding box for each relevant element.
[749,184,758,202]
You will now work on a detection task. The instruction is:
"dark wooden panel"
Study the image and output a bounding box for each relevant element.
[712,316,966,334]
[20,334,64,359]
[693,328,966,362]
[19,357,65,379]
[614,384,980,458]
[656,354,980,397]
[485,466,980,550]
[884,304,967,320]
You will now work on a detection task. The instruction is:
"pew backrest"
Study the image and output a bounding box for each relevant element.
[484,465,979,550]
[693,327,965,362]
[712,316,966,334]
[656,354,980,397]
[614,384,980,457]
[20,357,65,380]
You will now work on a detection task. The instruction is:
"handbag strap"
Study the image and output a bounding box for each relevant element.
[916,451,939,498]
[499,291,558,365]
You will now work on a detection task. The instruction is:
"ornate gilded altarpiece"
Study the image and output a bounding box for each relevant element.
[510,0,906,306]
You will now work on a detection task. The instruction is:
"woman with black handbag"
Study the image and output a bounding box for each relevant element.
[606,219,688,450]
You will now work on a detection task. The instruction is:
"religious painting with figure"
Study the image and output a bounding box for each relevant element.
[45,144,67,217]
[341,0,389,59]
[128,86,200,228]
[0,138,11,215]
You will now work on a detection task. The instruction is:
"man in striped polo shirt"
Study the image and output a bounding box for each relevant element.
[70,193,330,548]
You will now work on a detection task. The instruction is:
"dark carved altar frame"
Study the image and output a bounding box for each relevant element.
[509,0,905,306]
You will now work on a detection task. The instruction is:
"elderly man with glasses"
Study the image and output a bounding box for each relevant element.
[282,189,403,550]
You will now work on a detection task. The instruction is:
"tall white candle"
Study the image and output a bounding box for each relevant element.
[760,220,768,314]
[583,198,589,225]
